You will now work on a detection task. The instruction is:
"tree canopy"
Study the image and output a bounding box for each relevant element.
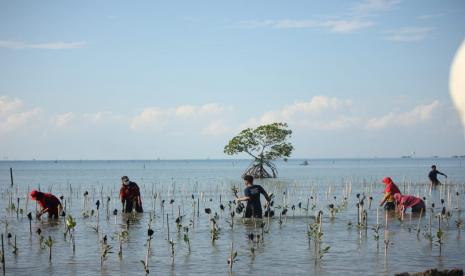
[224,122,293,178]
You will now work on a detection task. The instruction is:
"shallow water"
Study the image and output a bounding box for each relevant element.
[0,158,464,275]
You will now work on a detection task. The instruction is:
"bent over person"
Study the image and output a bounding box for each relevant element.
[120,176,143,213]
[30,190,62,219]
[235,175,270,218]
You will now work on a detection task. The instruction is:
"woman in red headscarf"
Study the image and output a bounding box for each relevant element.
[394,193,425,213]
[379,177,401,210]
[30,190,62,219]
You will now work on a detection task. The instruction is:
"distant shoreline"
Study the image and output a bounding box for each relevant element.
[1,156,464,162]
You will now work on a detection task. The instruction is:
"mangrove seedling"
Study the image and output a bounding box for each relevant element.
[227,211,235,229]
[318,246,330,259]
[210,218,220,243]
[372,225,380,241]
[328,204,335,218]
[169,238,175,263]
[11,235,17,255]
[117,230,129,257]
[183,226,191,253]
[141,228,154,275]
[260,221,266,240]
[100,240,113,267]
[65,215,77,252]
[227,242,238,270]
[44,236,53,263]
[27,212,32,235]
[37,228,45,248]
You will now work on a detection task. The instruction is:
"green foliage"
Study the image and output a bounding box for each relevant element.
[372,225,380,241]
[44,236,54,248]
[227,251,238,266]
[66,215,77,229]
[224,122,293,177]
[224,122,293,161]
[319,246,330,259]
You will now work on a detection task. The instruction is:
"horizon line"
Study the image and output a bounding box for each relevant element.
[1,156,464,162]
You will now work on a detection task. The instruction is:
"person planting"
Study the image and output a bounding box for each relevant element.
[394,193,425,213]
[235,175,270,218]
[120,176,143,213]
[30,190,62,219]
[379,177,401,210]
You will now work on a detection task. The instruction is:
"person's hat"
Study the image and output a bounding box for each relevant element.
[30,190,38,199]
[382,177,392,185]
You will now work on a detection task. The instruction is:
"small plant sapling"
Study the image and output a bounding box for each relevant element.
[183,226,191,253]
[12,235,17,255]
[27,212,32,235]
[113,208,118,224]
[37,228,44,248]
[141,228,154,274]
[210,218,220,243]
[117,230,129,257]
[227,242,238,270]
[100,236,113,267]
[227,211,235,229]
[169,238,175,263]
[44,235,53,263]
[65,215,77,252]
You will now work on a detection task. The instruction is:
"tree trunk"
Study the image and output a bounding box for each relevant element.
[242,161,277,178]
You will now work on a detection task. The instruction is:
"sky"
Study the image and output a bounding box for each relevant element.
[1,0,465,160]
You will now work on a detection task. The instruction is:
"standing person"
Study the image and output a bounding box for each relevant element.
[30,190,62,219]
[120,176,143,213]
[379,177,401,210]
[428,165,447,186]
[235,175,271,218]
[394,193,425,213]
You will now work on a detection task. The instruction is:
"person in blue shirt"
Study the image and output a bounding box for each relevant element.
[235,175,271,218]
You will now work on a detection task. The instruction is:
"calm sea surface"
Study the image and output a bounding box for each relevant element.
[0,158,464,275]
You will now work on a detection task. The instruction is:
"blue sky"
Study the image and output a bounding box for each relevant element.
[1,0,465,160]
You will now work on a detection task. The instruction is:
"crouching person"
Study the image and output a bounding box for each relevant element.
[30,190,62,219]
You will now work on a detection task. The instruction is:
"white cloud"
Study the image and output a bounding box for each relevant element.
[0,96,23,117]
[384,27,434,42]
[366,100,439,129]
[82,111,115,123]
[0,40,87,49]
[0,96,41,133]
[353,0,401,14]
[319,19,375,33]
[52,112,75,127]
[131,103,228,130]
[416,13,444,20]
[240,96,355,130]
[202,120,231,136]
[240,18,374,33]
[264,96,352,121]
[175,103,225,118]
[131,107,170,130]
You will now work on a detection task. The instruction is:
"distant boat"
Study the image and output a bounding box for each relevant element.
[300,160,309,166]
[401,152,415,159]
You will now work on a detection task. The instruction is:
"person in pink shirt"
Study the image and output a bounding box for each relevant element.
[394,193,425,213]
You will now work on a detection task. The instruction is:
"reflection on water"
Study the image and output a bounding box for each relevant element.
[0,159,464,275]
